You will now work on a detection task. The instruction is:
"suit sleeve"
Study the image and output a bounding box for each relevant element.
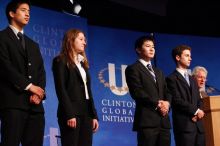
[52,58,75,120]
[163,79,172,105]
[87,73,99,120]
[0,36,30,91]
[36,44,46,98]
[125,66,158,108]
[166,76,198,115]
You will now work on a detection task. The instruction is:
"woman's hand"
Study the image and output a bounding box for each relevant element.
[67,118,77,128]
[92,119,99,133]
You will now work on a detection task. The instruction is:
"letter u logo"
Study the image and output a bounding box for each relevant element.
[108,63,128,96]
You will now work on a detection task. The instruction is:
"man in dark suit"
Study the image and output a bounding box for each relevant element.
[0,0,46,146]
[166,45,205,146]
[125,36,171,146]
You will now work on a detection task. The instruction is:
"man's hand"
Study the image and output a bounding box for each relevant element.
[30,94,42,104]
[28,85,45,99]
[192,116,197,122]
[158,100,170,116]
[197,109,205,119]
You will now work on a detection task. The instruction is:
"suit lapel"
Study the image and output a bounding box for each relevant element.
[24,35,31,58]
[6,27,26,58]
[74,62,89,84]
[85,69,90,84]
[189,76,198,104]
[153,67,161,90]
[175,70,193,102]
[175,70,190,87]
[137,61,157,85]
[75,65,84,83]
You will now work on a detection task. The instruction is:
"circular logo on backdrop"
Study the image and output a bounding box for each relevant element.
[98,64,129,96]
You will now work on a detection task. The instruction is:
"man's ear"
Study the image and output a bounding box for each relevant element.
[176,55,180,62]
[9,11,15,19]
[136,48,141,54]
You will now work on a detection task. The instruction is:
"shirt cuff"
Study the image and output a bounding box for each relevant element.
[25,83,32,90]
[194,108,200,115]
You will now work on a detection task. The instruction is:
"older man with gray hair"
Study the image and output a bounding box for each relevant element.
[192,66,208,98]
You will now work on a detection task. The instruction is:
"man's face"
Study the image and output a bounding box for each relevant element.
[176,49,192,69]
[195,70,207,89]
[137,40,155,61]
[10,3,30,28]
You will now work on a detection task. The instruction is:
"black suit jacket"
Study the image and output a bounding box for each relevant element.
[125,61,171,131]
[0,27,46,112]
[52,56,98,121]
[166,70,204,133]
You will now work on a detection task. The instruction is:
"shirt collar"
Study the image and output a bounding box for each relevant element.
[78,54,85,63]
[176,68,190,77]
[139,58,151,67]
[9,25,24,36]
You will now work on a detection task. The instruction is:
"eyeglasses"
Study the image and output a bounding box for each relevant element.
[196,75,207,81]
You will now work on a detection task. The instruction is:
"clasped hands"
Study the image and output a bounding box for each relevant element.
[192,109,205,122]
[29,84,45,104]
[157,100,170,116]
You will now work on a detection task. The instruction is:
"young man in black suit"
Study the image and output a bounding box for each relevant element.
[125,36,171,146]
[166,45,205,146]
[0,0,46,146]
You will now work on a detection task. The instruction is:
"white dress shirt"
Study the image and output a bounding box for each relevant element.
[75,54,89,100]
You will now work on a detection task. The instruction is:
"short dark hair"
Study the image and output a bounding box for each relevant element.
[6,0,30,24]
[172,45,191,63]
[135,35,155,50]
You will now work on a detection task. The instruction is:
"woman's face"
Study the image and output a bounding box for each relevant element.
[73,32,86,53]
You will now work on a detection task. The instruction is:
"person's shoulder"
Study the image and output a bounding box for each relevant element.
[0,27,9,37]
[153,66,163,72]
[0,30,4,39]
[127,61,140,68]
[0,27,9,32]
[125,61,141,75]
[52,55,68,71]
[24,35,38,45]
[0,29,5,34]
[166,70,177,79]
[125,62,137,71]
[0,28,14,43]
[53,55,66,64]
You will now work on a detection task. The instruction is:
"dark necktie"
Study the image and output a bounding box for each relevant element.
[17,32,25,49]
[147,64,156,82]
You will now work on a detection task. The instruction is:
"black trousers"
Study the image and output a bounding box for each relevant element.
[0,109,45,146]
[137,127,171,146]
[174,129,206,146]
[58,116,93,146]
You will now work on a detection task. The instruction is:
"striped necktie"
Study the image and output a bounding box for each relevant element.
[147,64,156,82]
[184,72,190,86]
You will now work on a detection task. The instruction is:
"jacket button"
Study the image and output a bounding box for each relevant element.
[28,76,32,79]
[28,62,31,66]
